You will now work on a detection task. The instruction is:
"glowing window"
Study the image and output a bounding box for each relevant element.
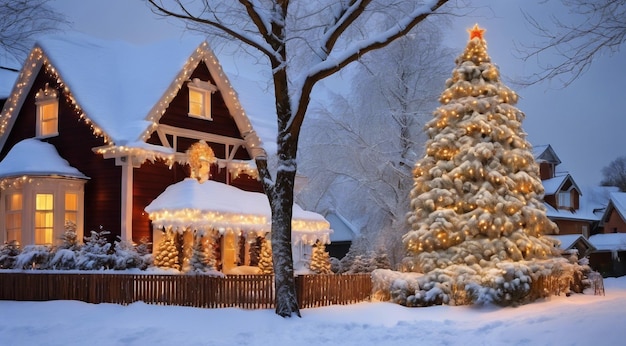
[5,193,22,243]
[187,79,216,120]
[35,194,54,244]
[65,192,78,224]
[35,84,59,138]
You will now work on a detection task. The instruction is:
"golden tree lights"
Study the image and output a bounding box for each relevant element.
[402,25,559,274]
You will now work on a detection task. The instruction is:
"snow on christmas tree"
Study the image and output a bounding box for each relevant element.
[309,240,332,274]
[257,238,273,274]
[153,229,181,271]
[391,25,587,307]
[186,233,217,273]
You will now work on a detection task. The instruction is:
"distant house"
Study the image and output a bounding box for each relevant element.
[533,144,625,275]
[324,210,359,259]
[591,192,626,275]
[533,145,605,238]
[0,34,330,272]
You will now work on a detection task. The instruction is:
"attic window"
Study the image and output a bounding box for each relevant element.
[558,191,571,209]
[35,84,59,138]
[188,78,217,120]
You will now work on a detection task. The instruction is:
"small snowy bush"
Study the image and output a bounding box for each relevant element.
[0,240,21,269]
[14,245,52,269]
[77,229,113,270]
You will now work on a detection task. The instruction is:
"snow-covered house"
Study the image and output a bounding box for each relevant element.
[324,210,359,259]
[591,192,626,275]
[0,34,330,269]
[534,145,606,237]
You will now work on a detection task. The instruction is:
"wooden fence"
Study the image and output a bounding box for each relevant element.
[0,272,372,309]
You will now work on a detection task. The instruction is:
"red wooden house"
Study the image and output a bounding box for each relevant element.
[0,34,278,248]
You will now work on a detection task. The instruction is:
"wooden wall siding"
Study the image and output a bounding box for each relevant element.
[0,273,373,309]
[544,195,557,210]
[133,161,188,243]
[539,162,553,180]
[231,174,264,193]
[603,208,626,234]
[0,67,123,240]
[551,219,591,236]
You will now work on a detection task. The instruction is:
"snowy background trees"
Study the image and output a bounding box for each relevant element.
[299,19,454,266]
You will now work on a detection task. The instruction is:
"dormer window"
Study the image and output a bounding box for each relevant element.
[188,78,217,120]
[35,84,59,138]
[558,191,571,209]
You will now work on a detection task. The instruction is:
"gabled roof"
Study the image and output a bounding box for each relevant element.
[600,192,626,226]
[544,185,613,222]
[532,144,561,165]
[0,138,88,180]
[549,234,595,257]
[0,33,277,158]
[324,210,359,242]
[588,233,626,252]
[542,173,581,196]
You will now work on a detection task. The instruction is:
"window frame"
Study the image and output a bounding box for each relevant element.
[187,78,217,120]
[0,177,86,246]
[35,84,59,138]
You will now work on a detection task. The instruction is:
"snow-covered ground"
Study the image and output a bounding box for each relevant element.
[0,276,624,346]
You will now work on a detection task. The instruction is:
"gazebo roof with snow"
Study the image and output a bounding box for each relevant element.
[145,178,332,245]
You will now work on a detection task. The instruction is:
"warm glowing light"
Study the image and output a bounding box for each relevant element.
[468,24,486,40]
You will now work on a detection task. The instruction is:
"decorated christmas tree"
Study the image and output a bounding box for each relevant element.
[309,240,332,274]
[257,238,273,274]
[153,229,181,271]
[395,25,587,306]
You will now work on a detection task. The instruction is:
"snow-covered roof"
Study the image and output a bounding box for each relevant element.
[544,185,612,222]
[0,138,88,179]
[588,233,626,252]
[324,210,359,242]
[145,178,331,245]
[532,144,561,165]
[601,192,626,226]
[0,33,277,158]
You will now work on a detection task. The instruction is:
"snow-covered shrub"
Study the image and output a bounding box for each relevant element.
[14,245,52,269]
[77,229,113,270]
[49,249,78,270]
[372,269,421,302]
[0,240,21,269]
[49,224,83,270]
[112,238,149,270]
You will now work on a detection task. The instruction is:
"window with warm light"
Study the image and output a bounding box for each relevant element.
[35,193,54,244]
[187,78,217,120]
[35,84,59,138]
[65,192,78,224]
[5,193,22,243]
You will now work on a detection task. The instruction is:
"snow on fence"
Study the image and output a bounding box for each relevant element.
[0,273,372,309]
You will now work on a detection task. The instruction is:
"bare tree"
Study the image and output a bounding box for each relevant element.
[299,20,454,266]
[0,0,68,66]
[148,0,452,317]
[601,156,626,192]
[518,0,626,86]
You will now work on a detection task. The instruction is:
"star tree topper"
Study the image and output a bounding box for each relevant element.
[468,24,485,40]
